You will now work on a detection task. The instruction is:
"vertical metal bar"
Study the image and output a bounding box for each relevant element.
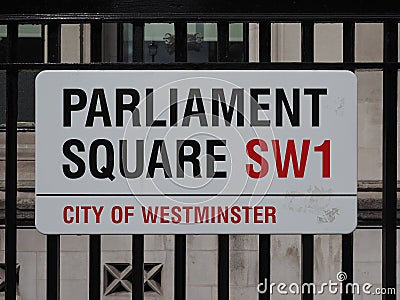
[301,235,314,300]
[173,21,187,300]
[131,22,145,300]
[301,21,314,63]
[243,23,249,62]
[218,234,229,300]
[259,22,271,63]
[218,22,229,62]
[46,21,61,300]
[301,21,314,300]
[343,22,355,64]
[132,23,144,62]
[47,236,60,299]
[174,235,186,300]
[47,22,61,63]
[217,21,230,300]
[174,22,187,62]
[382,21,397,300]
[5,22,18,300]
[89,236,101,300]
[341,234,353,299]
[89,21,102,300]
[132,235,144,300]
[117,23,124,62]
[258,20,271,300]
[258,235,270,300]
[79,24,84,63]
[341,21,355,300]
[90,22,102,63]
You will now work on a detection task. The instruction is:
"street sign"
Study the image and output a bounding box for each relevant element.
[35,70,357,234]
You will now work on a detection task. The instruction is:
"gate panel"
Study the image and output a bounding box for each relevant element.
[0,4,398,300]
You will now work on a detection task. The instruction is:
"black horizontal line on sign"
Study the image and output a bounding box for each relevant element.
[36,193,357,197]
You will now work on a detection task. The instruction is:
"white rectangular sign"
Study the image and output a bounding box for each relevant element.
[35,70,357,234]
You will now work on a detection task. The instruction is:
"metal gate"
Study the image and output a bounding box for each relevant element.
[0,1,398,299]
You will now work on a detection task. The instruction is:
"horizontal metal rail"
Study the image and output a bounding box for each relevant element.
[0,16,397,300]
[0,62,398,70]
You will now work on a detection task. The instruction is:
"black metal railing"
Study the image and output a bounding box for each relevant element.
[0,2,399,300]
